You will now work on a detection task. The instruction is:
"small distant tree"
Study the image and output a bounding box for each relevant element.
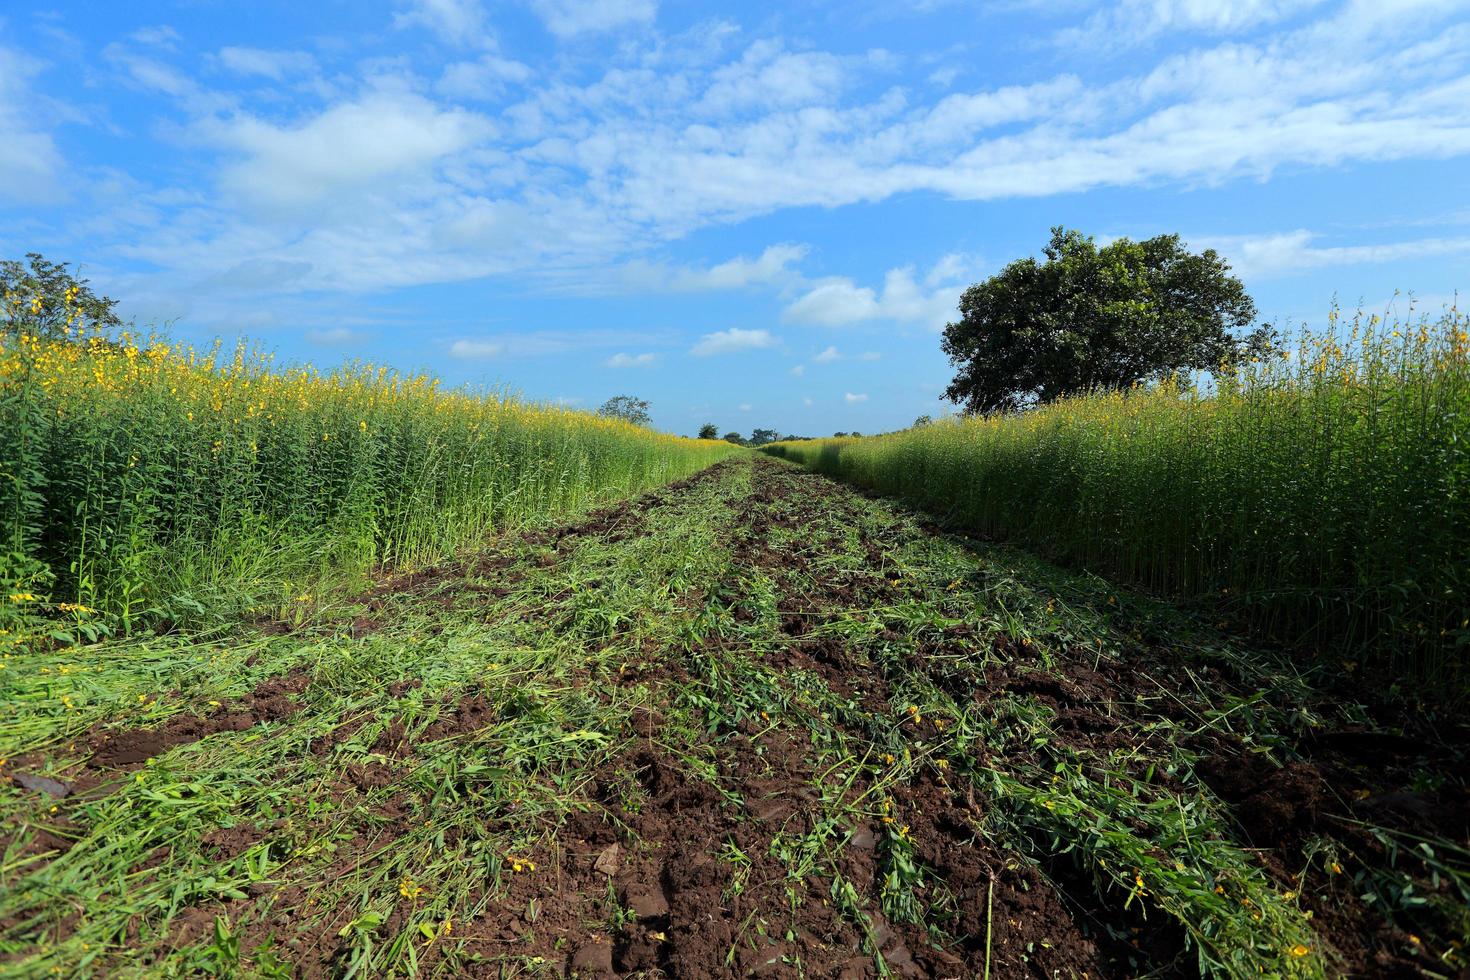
[850,431,863,437]
[598,395,652,427]
[697,423,719,440]
[2,253,124,341]
[941,227,1270,414]
[722,431,745,445]
[833,431,849,438]
[749,428,779,446]
[913,415,933,428]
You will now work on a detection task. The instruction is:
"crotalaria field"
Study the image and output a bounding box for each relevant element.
[1,318,1466,979]
[0,330,734,639]
[769,310,1470,685]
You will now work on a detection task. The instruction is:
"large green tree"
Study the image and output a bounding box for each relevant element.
[941,228,1269,414]
[697,423,719,440]
[749,428,779,446]
[598,395,651,427]
[2,253,124,341]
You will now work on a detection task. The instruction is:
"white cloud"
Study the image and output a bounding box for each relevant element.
[1059,0,1330,49]
[617,243,808,293]
[105,44,200,99]
[450,339,503,358]
[783,257,968,330]
[813,345,841,362]
[438,55,533,99]
[395,0,492,46]
[690,327,777,356]
[216,47,317,80]
[789,364,805,376]
[306,327,366,344]
[673,244,807,290]
[530,0,656,37]
[845,392,868,403]
[858,351,882,361]
[803,396,814,406]
[131,25,182,49]
[698,41,847,116]
[929,66,961,87]
[606,351,659,367]
[739,402,753,412]
[207,94,492,209]
[865,77,1085,157]
[1200,229,1470,279]
[56,1,1470,316]
[783,281,879,327]
[925,252,981,287]
[0,45,64,203]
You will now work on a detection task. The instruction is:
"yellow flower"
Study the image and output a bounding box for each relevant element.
[399,876,424,899]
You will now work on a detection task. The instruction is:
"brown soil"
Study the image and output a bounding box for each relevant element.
[87,671,311,771]
[22,457,1464,978]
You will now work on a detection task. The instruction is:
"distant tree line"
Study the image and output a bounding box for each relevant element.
[697,425,818,446]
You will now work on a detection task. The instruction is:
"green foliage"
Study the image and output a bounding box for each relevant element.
[2,253,124,342]
[0,335,735,636]
[749,427,778,446]
[3,458,1456,977]
[598,394,652,427]
[769,307,1470,687]
[698,422,719,439]
[722,431,745,445]
[942,227,1267,414]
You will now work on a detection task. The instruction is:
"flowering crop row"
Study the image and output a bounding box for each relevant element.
[0,330,735,638]
[767,308,1470,686]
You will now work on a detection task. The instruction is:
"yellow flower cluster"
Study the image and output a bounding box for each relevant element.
[1,331,738,624]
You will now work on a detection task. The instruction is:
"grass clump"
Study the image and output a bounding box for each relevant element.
[766,308,1470,688]
[0,330,736,636]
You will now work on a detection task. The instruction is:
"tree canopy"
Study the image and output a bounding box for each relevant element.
[749,428,779,446]
[697,423,719,440]
[598,395,651,427]
[2,253,123,341]
[941,228,1269,415]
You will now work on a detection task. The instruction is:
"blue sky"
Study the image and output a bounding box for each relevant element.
[3,0,1469,436]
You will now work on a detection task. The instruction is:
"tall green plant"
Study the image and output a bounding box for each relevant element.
[0,332,737,641]
[768,308,1470,689]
